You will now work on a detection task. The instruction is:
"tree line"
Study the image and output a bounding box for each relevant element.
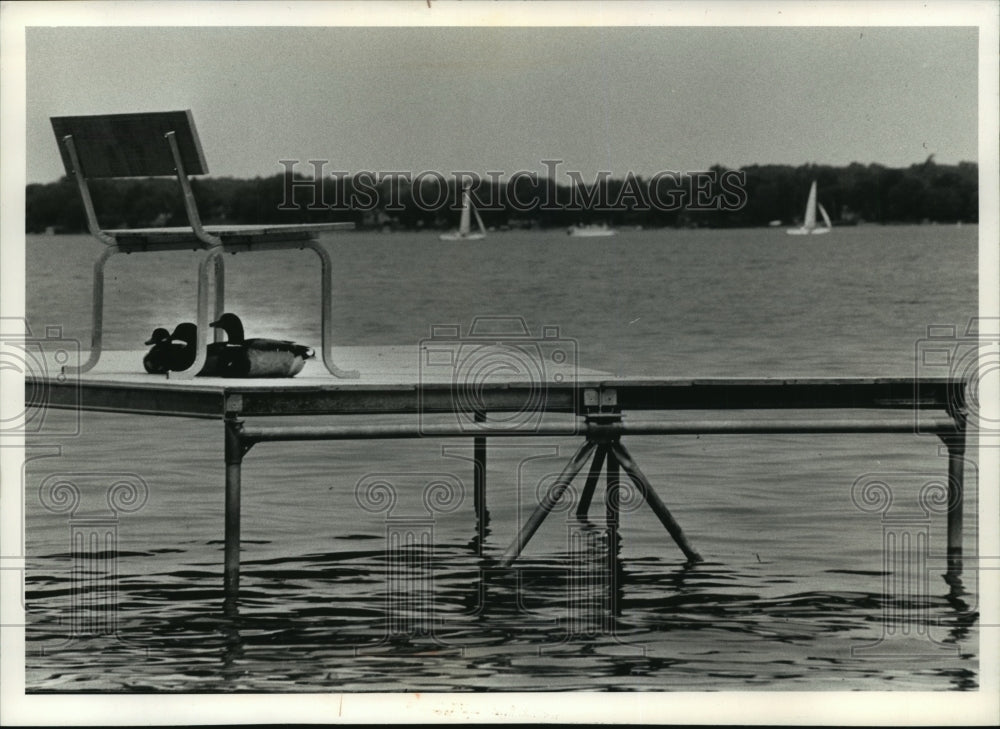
[26,157,977,234]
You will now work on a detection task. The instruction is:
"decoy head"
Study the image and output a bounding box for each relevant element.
[169,322,198,346]
[209,312,245,343]
[144,327,171,346]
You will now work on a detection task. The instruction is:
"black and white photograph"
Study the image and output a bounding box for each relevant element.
[1,0,997,724]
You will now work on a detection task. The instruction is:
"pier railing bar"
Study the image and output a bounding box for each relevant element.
[238,415,958,443]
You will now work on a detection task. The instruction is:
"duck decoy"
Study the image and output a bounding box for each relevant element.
[166,322,228,376]
[142,327,176,374]
[143,323,229,376]
[209,312,315,378]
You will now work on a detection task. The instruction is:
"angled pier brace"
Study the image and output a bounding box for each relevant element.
[609,441,702,563]
[574,444,608,519]
[498,440,598,567]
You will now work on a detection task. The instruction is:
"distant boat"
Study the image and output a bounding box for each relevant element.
[439,187,486,241]
[786,181,832,235]
[567,223,617,238]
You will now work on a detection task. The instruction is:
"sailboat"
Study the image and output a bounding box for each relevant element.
[440,187,486,241]
[567,222,617,238]
[786,180,832,235]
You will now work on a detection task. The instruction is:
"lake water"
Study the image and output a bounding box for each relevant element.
[22,225,980,691]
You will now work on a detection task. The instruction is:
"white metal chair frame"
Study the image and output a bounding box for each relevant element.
[54,110,359,379]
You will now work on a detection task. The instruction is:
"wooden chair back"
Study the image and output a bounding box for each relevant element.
[51,110,207,179]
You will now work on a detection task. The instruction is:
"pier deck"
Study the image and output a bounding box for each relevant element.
[26,347,968,603]
[35,348,959,419]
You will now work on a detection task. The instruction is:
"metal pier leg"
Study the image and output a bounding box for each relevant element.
[305,240,360,379]
[500,439,597,567]
[605,445,622,616]
[63,245,120,375]
[941,430,966,574]
[474,411,488,537]
[610,441,703,564]
[224,416,247,605]
[575,444,608,519]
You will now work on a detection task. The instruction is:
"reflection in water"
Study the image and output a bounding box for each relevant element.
[25,535,979,691]
[940,571,978,648]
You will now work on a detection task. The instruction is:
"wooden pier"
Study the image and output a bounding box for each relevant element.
[27,348,968,605]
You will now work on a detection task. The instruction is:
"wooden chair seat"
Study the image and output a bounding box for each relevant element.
[107,222,354,248]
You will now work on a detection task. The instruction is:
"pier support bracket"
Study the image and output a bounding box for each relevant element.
[500,390,703,567]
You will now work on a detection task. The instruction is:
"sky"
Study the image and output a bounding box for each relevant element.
[21,14,982,185]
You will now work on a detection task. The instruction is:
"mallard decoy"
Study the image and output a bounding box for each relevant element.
[166,322,228,376]
[209,312,315,378]
[143,323,228,375]
[142,327,176,374]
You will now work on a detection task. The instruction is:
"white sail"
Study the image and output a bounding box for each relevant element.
[803,181,818,230]
[440,187,486,241]
[818,202,832,229]
[458,191,471,236]
[787,180,832,235]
